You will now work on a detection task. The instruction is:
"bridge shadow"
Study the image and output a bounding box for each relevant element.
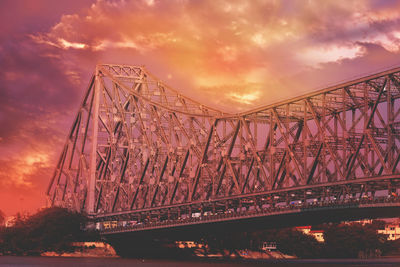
[103,202,400,258]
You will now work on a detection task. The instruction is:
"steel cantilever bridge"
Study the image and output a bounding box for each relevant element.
[48,64,400,239]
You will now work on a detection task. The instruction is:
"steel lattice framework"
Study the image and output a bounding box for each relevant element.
[47,64,400,221]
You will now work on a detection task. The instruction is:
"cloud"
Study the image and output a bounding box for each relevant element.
[298,44,366,67]
[227,91,261,105]
[58,38,88,49]
[282,42,400,96]
[0,36,83,139]
[28,0,400,111]
[0,31,87,197]
[0,151,51,188]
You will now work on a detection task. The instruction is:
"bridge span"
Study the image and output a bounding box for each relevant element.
[47,64,400,244]
[100,191,400,236]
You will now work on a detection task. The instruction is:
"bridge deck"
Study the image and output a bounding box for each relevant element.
[100,195,400,235]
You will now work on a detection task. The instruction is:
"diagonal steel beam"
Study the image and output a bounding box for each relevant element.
[130,158,150,209]
[190,121,217,201]
[306,99,345,180]
[170,149,190,204]
[215,121,241,196]
[346,78,387,179]
[272,109,304,185]
[307,143,323,184]
[241,117,270,189]
[151,156,169,207]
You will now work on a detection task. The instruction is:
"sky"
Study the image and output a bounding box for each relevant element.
[1,0,400,216]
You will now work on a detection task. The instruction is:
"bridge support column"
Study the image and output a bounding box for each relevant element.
[87,66,101,214]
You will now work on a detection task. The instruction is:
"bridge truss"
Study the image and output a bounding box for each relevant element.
[47,64,400,225]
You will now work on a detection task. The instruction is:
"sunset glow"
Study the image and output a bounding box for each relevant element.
[1,0,400,216]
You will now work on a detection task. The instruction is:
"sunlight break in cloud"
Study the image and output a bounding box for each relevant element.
[0,152,50,188]
[227,91,261,105]
[58,38,87,49]
[298,45,366,67]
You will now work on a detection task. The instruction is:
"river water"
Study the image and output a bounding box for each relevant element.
[1,257,400,267]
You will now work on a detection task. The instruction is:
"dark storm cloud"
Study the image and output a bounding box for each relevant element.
[0,0,96,36]
[0,36,81,140]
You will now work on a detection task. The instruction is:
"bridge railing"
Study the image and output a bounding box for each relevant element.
[99,194,400,234]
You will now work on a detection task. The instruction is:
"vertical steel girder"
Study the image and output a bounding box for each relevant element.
[47,64,400,216]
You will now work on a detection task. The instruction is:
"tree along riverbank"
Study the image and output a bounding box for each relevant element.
[0,207,99,256]
[196,221,400,259]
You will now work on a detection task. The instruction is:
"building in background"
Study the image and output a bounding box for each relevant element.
[378,220,400,240]
[296,226,325,242]
[309,230,325,242]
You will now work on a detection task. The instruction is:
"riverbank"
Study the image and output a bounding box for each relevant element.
[194,248,295,260]
[41,242,118,258]
[39,245,294,261]
[2,256,400,267]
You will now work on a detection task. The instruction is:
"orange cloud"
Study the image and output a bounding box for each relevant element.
[0,151,50,188]
[29,0,400,111]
